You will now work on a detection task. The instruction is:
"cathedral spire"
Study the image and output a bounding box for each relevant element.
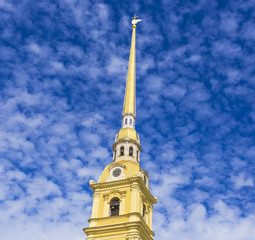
[114,15,142,146]
[83,16,157,240]
[123,15,141,116]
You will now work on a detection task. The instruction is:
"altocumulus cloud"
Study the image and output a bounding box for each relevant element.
[0,0,255,239]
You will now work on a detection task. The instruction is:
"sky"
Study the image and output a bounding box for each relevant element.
[0,0,255,239]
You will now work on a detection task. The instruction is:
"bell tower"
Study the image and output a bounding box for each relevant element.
[83,15,157,240]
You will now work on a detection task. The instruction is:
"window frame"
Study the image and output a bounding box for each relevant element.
[120,146,124,156]
[110,197,120,216]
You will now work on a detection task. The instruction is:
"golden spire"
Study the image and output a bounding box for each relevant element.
[114,15,142,145]
[122,15,142,116]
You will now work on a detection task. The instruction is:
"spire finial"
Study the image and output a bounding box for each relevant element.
[131,14,142,26]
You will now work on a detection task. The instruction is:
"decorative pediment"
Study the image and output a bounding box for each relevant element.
[103,189,127,202]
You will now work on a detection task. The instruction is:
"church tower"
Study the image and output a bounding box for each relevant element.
[83,16,157,240]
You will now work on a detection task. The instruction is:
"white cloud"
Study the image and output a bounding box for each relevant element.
[155,201,255,240]
[1,0,255,239]
[26,177,62,200]
[231,173,254,189]
[51,61,65,71]
[28,43,41,54]
[107,56,127,74]
[164,84,186,100]
[241,21,255,40]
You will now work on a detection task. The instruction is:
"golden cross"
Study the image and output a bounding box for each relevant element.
[132,14,138,20]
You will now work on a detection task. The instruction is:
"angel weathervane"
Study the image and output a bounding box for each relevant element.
[131,14,142,26]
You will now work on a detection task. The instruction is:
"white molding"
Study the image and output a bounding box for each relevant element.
[122,114,135,129]
[106,165,126,182]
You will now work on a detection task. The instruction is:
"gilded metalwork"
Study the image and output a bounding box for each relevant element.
[117,128,139,142]
[131,14,142,26]
[122,15,142,116]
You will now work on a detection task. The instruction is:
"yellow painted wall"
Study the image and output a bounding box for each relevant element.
[98,160,140,183]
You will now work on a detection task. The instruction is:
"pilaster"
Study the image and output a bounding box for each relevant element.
[120,193,126,214]
[130,184,140,212]
[91,192,100,218]
[148,205,153,229]
[103,196,109,217]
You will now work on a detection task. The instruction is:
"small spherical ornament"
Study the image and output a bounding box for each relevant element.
[113,168,121,177]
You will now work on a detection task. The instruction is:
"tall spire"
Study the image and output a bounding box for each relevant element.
[84,15,157,240]
[122,15,142,117]
[114,15,142,145]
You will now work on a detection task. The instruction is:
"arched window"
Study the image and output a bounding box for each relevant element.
[129,146,133,156]
[120,146,124,156]
[130,119,132,125]
[110,197,120,216]
[125,119,127,124]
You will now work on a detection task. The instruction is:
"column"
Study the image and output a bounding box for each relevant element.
[148,205,153,229]
[140,201,143,216]
[103,196,109,217]
[130,185,140,212]
[91,192,100,218]
[120,194,126,215]
[144,209,148,225]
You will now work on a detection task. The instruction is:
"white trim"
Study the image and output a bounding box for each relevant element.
[122,114,135,129]
[107,165,126,182]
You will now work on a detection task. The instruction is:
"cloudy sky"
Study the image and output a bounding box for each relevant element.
[1,0,255,239]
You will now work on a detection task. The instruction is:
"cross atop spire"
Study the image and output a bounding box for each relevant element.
[131,14,142,26]
[132,14,139,19]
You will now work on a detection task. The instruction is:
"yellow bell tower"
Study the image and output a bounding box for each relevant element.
[83,15,157,240]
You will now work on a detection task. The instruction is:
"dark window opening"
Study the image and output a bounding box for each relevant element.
[125,119,127,124]
[120,146,124,156]
[136,151,139,161]
[143,204,146,217]
[110,197,120,216]
[129,146,133,156]
[130,119,132,124]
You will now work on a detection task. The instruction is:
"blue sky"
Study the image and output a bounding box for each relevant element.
[1,0,255,239]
